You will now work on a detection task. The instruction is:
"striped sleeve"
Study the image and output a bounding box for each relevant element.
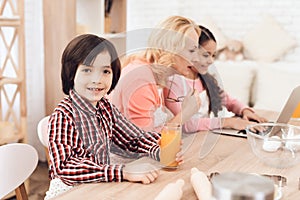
[110,104,161,161]
[48,108,124,185]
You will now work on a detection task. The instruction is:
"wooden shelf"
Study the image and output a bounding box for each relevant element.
[105,0,127,34]
[43,1,126,115]
[0,77,22,85]
[0,16,21,26]
[0,0,27,144]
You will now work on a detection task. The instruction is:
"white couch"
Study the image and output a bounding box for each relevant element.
[213,60,300,112]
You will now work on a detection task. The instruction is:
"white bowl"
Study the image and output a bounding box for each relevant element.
[246,123,300,168]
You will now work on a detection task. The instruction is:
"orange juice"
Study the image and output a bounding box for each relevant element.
[292,103,300,118]
[160,124,181,168]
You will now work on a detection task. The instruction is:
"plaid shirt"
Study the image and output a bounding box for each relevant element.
[48,90,160,185]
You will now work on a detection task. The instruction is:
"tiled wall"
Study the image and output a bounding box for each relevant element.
[127,0,300,61]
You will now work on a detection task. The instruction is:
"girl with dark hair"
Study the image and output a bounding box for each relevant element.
[164,26,267,133]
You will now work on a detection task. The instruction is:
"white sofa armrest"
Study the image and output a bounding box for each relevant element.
[213,60,258,106]
[253,62,300,112]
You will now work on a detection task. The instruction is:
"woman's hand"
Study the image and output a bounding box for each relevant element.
[181,89,201,123]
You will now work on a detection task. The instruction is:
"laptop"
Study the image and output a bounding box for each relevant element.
[212,85,300,138]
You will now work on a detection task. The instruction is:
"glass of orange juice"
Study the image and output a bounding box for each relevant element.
[160,123,181,169]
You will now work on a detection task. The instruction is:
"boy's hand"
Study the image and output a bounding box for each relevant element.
[123,163,160,184]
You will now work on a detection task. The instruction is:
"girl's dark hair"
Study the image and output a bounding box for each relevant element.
[199,25,216,44]
[198,25,223,116]
[61,34,121,95]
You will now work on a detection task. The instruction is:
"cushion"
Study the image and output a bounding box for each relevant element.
[197,16,228,51]
[212,60,257,106]
[243,15,297,62]
[253,63,300,112]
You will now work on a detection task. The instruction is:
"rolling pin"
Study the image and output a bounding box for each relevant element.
[154,179,185,200]
[190,167,212,200]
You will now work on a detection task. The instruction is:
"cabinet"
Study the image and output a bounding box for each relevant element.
[44,0,76,115]
[76,0,127,56]
[0,0,26,144]
[44,0,126,115]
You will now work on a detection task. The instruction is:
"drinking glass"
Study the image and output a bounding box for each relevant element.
[160,123,181,169]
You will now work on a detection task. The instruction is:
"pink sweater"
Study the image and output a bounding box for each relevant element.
[112,60,171,132]
[164,74,249,132]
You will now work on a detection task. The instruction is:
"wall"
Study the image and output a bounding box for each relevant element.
[25,0,46,160]
[127,0,300,62]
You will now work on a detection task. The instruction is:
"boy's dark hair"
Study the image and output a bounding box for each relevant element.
[61,34,121,95]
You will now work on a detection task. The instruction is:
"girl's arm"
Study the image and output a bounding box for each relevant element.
[223,91,250,115]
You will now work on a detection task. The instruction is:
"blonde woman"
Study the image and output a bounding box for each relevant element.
[112,16,202,132]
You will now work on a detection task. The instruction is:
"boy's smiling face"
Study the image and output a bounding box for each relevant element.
[74,51,113,106]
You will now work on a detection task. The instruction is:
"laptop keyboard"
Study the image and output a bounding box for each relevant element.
[223,129,247,138]
[212,122,276,138]
[212,129,247,138]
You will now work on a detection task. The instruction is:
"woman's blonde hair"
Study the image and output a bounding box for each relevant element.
[145,15,201,67]
[144,16,200,86]
[122,16,201,86]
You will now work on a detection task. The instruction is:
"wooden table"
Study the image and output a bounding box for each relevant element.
[54,110,300,200]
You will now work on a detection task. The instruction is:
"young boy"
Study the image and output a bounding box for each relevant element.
[45,34,168,199]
